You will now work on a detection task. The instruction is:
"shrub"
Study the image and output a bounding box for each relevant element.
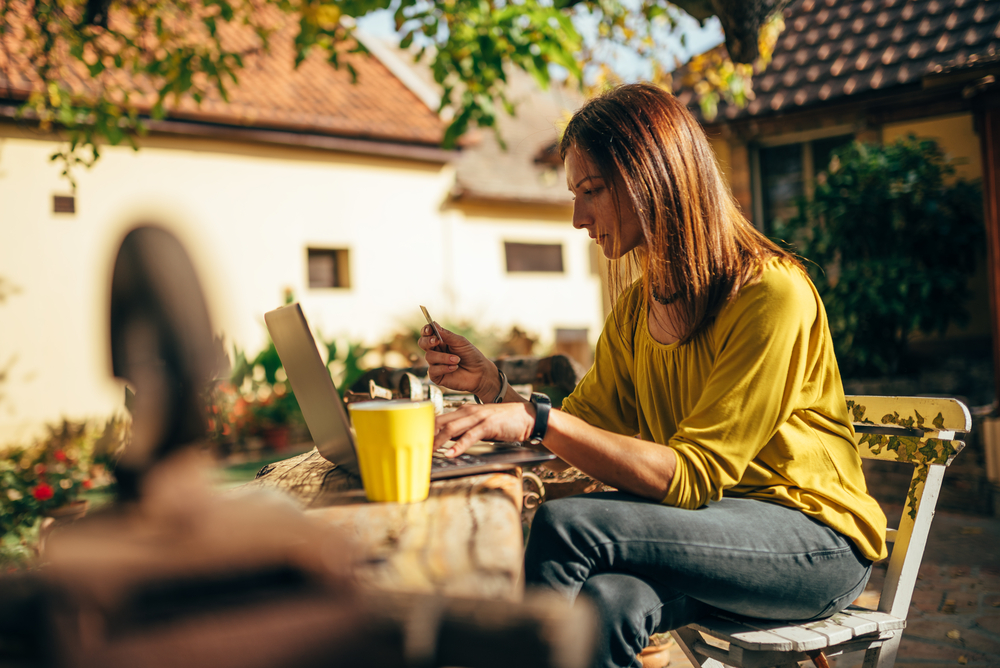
[774,136,984,376]
[0,417,125,566]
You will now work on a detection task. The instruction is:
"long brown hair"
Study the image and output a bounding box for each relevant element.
[560,83,800,343]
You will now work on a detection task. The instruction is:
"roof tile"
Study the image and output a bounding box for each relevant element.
[870,67,887,87]
[674,0,1000,123]
[0,5,444,146]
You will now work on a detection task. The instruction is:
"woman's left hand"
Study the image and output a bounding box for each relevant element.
[434,403,535,456]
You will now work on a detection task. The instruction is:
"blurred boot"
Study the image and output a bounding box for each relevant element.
[108,225,216,500]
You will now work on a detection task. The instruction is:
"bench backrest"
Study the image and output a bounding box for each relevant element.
[845,395,971,620]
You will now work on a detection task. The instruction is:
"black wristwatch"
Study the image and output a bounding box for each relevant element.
[528,393,551,445]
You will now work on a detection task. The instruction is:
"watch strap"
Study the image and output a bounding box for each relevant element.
[529,393,551,444]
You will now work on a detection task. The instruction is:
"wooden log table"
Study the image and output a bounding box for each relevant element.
[236,449,526,600]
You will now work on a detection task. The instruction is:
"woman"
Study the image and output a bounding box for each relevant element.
[419,83,887,668]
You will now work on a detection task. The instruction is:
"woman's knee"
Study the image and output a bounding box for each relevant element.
[581,574,660,668]
[531,496,577,532]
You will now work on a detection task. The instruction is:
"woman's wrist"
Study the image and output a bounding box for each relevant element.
[474,363,504,403]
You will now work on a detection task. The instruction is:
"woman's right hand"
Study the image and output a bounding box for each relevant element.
[417,323,499,400]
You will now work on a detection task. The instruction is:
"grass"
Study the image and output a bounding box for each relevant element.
[214,449,308,489]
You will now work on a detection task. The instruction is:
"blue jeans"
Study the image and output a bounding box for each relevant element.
[523,493,872,668]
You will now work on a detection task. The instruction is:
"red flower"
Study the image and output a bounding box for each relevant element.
[82,479,92,490]
[53,450,67,462]
[31,483,54,501]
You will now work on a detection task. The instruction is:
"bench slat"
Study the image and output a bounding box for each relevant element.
[839,607,907,632]
[818,610,878,636]
[689,618,799,652]
[845,396,971,433]
[741,623,832,652]
[798,617,857,645]
[858,435,965,466]
[696,607,906,653]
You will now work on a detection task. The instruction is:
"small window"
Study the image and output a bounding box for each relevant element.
[504,242,564,273]
[759,144,804,231]
[755,135,852,233]
[307,248,350,288]
[53,195,75,214]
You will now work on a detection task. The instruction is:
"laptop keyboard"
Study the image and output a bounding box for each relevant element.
[431,453,488,470]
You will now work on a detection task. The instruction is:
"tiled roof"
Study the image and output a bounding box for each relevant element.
[450,71,581,206]
[674,0,1000,122]
[369,38,581,205]
[0,7,445,147]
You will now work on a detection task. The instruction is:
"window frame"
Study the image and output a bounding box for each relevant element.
[750,125,857,233]
[306,247,351,290]
[503,241,566,274]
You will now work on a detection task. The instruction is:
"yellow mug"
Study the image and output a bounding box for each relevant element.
[347,400,435,503]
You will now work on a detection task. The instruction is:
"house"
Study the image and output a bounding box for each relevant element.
[672,0,1000,511]
[0,14,598,440]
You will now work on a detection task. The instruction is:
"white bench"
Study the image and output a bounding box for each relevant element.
[670,395,972,668]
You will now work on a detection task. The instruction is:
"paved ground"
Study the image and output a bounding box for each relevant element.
[657,503,1000,668]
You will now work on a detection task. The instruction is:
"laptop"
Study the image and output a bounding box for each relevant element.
[264,303,556,479]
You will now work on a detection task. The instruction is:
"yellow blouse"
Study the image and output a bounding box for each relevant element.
[561,259,888,562]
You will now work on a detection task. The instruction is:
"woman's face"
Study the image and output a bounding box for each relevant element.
[565,146,645,259]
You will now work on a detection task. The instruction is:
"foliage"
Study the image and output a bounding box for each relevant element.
[774,137,984,377]
[0,417,125,539]
[205,340,307,452]
[321,335,370,396]
[1,0,784,183]
[670,12,783,121]
[203,334,370,454]
[0,523,40,572]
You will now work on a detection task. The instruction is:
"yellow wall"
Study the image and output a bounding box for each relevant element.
[883,113,982,182]
[708,134,732,181]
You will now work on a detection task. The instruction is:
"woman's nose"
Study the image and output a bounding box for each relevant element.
[572,202,589,229]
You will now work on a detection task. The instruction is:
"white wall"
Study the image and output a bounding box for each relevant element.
[0,129,603,441]
[443,209,603,348]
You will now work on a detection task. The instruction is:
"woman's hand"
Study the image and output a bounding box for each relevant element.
[434,403,535,456]
[418,323,500,400]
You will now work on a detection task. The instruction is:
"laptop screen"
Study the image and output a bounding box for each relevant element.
[263,303,359,473]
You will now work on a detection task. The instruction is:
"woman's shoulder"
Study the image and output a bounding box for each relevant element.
[750,256,814,298]
[723,257,818,322]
